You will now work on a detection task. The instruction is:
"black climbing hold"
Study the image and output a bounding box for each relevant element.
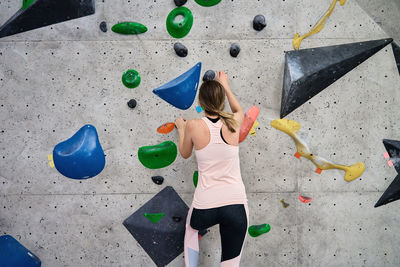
[123,186,190,267]
[173,42,188,57]
[280,38,393,118]
[127,99,137,109]
[375,174,400,208]
[253,15,266,31]
[172,216,182,222]
[375,139,400,207]
[230,43,240,57]
[203,70,215,81]
[99,21,107,32]
[392,42,400,76]
[174,0,187,6]
[0,0,96,38]
[151,175,164,185]
[383,139,400,174]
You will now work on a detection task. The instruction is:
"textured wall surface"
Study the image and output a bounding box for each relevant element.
[1,0,400,266]
[355,0,400,44]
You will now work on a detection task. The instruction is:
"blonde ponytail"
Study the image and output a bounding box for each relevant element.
[199,80,239,133]
[216,110,238,133]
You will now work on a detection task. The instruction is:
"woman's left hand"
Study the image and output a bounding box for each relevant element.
[175,118,186,131]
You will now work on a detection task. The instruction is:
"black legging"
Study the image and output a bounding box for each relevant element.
[190,204,248,262]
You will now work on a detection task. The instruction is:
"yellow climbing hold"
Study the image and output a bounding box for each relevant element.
[271,119,365,182]
[48,154,54,168]
[293,0,346,50]
[250,120,259,136]
[280,199,290,208]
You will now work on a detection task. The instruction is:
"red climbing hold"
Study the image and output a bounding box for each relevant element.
[315,168,322,174]
[294,152,301,159]
[299,195,312,203]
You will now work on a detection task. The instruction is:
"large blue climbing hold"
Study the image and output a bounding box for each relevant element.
[53,124,105,179]
[153,62,201,110]
[0,235,41,267]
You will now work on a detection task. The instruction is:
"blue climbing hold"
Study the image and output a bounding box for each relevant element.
[153,62,201,110]
[53,124,105,179]
[0,235,41,267]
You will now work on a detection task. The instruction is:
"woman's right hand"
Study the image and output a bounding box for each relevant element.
[217,71,230,91]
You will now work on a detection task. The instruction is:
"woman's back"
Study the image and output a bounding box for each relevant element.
[179,72,249,267]
[191,116,247,209]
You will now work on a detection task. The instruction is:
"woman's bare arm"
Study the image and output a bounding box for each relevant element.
[217,71,244,125]
[175,118,194,159]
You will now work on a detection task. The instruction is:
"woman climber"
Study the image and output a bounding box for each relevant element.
[175,71,248,267]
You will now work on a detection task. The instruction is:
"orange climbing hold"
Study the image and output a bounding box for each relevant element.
[299,195,312,203]
[239,106,260,143]
[315,168,322,174]
[157,122,175,134]
[294,152,301,159]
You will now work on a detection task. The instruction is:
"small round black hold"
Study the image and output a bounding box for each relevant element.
[172,216,182,222]
[174,42,188,57]
[230,43,240,58]
[203,70,215,81]
[100,21,107,33]
[127,99,137,109]
[253,15,266,31]
[174,0,187,6]
[151,175,164,185]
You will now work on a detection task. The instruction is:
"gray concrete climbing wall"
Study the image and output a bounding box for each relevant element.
[1,0,400,266]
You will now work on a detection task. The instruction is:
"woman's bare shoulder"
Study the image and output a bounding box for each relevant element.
[186,118,203,129]
[188,118,203,124]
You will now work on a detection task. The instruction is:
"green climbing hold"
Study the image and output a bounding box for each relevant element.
[248,224,271,237]
[112,22,148,35]
[166,7,193,38]
[138,141,177,169]
[122,69,141,88]
[144,212,165,223]
[194,0,222,7]
[193,170,198,187]
[22,0,35,10]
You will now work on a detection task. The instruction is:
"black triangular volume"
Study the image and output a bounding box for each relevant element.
[0,0,95,38]
[280,38,393,118]
[123,186,189,267]
[375,174,400,207]
[383,139,400,174]
[392,42,400,76]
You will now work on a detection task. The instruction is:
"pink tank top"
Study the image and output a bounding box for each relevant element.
[192,117,247,209]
